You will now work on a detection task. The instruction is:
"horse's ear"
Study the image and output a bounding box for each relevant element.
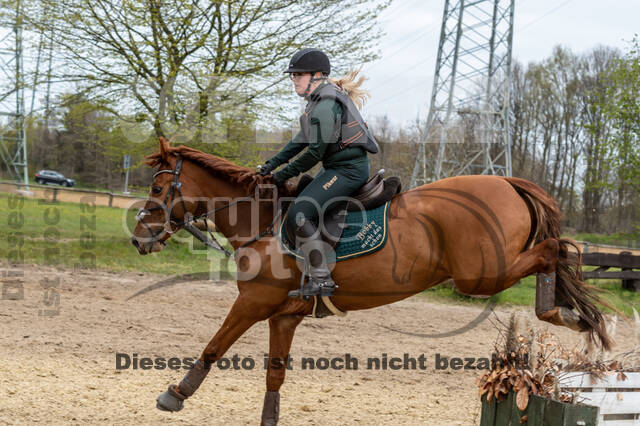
[144,136,172,166]
[158,136,170,161]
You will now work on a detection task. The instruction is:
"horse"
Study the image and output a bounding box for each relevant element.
[130,137,612,425]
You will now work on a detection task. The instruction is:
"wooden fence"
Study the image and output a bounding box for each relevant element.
[580,251,640,292]
[559,372,640,425]
[480,391,599,426]
[0,180,144,209]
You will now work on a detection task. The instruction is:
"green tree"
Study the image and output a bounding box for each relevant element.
[24,0,389,144]
[601,36,640,231]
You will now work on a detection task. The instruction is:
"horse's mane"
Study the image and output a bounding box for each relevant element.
[144,139,295,198]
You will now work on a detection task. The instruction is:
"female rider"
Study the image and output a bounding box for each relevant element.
[258,48,378,298]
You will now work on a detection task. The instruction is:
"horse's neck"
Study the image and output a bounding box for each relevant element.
[194,170,275,250]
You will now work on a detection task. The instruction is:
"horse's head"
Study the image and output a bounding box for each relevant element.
[131,137,197,255]
[131,137,292,255]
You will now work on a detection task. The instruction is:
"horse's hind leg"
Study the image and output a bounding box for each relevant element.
[261,314,304,426]
[502,238,582,331]
[498,238,582,331]
[508,239,613,352]
[156,294,276,412]
[535,271,582,331]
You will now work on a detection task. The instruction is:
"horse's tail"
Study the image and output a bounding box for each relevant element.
[504,177,613,351]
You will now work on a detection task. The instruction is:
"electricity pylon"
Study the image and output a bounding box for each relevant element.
[410,0,514,188]
[0,0,28,186]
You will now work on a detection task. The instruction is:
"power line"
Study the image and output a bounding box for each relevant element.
[363,24,440,74]
[378,0,430,25]
[363,9,440,74]
[519,0,575,32]
[366,54,436,104]
[367,76,432,108]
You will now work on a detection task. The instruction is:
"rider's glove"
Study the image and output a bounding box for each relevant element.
[257,162,274,176]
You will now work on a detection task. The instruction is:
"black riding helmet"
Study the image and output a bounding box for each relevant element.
[284,48,331,75]
[284,48,331,97]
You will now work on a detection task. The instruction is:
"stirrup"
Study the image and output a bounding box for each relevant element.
[288,277,336,299]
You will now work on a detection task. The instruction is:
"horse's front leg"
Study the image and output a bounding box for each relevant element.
[156,294,277,412]
[261,314,304,426]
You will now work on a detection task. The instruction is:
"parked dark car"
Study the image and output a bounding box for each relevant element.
[34,170,76,187]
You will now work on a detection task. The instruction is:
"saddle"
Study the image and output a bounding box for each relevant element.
[288,169,402,249]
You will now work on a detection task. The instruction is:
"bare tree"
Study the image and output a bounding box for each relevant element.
[24,0,390,139]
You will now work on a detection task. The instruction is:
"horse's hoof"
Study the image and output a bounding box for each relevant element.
[261,390,280,426]
[156,385,185,412]
[558,307,582,331]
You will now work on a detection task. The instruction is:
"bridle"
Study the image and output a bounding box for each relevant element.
[135,153,282,257]
[136,153,187,237]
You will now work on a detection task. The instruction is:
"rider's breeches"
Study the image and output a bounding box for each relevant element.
[285,162,370,232]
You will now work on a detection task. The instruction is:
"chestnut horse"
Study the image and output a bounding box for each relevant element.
[131,138,611,425]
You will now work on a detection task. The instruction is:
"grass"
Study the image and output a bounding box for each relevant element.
[1,190,638,317]
[421,232,640,315]
[566,232,640,248]
[0,191,232,276]
[421,274,640,317]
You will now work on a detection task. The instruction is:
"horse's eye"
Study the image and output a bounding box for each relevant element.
[152,186,162,194]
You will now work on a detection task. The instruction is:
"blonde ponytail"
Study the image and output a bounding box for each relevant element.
[329,68,370,110]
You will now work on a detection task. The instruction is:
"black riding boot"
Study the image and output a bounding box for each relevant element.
[288,219,336,298]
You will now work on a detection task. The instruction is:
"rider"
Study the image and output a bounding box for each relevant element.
[258,48,379,298]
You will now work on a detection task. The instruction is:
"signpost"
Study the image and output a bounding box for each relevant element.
[123,154,131,194]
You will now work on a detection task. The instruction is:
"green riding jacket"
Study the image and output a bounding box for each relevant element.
[266,84,368,181]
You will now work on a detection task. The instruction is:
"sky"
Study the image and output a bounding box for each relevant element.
[359,0,639,127]
[1,0,637,131]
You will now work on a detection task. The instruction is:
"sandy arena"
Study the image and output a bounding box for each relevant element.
[1,263,637,425]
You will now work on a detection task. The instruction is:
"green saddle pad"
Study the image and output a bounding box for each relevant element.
[278,201,390,262]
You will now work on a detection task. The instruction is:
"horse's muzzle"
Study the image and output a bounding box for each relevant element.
[131,235,147,255]
[131,235,165,255]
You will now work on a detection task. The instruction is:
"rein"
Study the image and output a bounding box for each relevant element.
[136,153,282,257]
